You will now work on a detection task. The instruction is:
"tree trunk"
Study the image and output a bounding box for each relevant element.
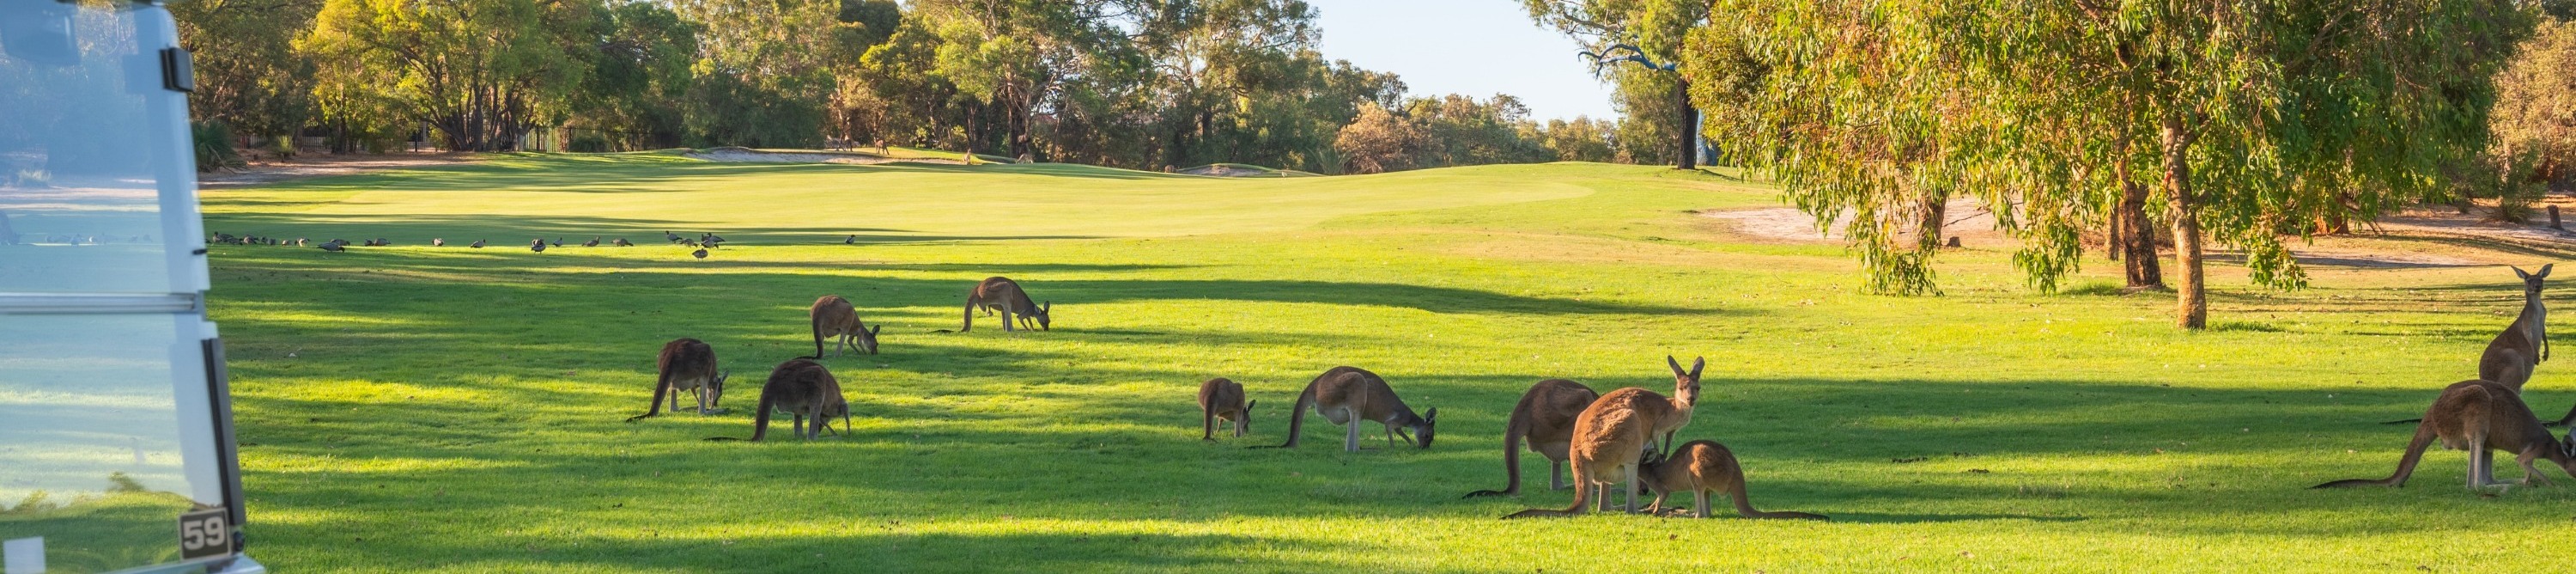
[2115,159,2164,288]
[2161,113,2205,329]
[1675,78,1697,171]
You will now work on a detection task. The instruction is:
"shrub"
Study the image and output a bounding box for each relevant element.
[191,121,245,172]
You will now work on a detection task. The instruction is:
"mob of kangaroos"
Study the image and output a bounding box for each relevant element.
[2386,265,2567,425]
[1502,357,1704,519]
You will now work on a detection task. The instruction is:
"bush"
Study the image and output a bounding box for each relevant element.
[191,122,245,172]
[569,135,611,153]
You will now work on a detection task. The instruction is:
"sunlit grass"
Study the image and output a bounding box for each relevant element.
[198,154,2576,572]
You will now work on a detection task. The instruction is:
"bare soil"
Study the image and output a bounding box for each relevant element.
[197,152,483,190]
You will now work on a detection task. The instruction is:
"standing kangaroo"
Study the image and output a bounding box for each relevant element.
[2484,265,2552,393]
[803,296,882,358]
[2316,379,2576,492]
[1463,379,1601,498]
[1501,357,1705,519]
[624,338,729,422]
[1257,366,1437,451]
[1636,440,1826,520]
[959,276,1050,333]
[706,359,851,442]
[1198,377,1256,440]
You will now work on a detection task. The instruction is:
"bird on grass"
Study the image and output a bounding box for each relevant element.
[843,235,857,244]
[432,238,446,247]
[582,236,599,247]
[665,230,683,243]
[613,238,633,247]
[691,248,708,260]
[469,239,486,248]
[317,243,343,252]
[530,239,548,253]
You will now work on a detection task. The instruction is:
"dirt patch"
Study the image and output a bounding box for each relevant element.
[683,147,964,166]
[197,153,483,189]
[1698,202,2550,269]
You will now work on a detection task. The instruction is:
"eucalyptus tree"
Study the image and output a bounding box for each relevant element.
[1522,0,1709,170]
[299,0,597,151]
[1694,0,2530,327]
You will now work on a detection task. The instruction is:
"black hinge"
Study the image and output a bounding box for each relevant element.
[161,47,192,93]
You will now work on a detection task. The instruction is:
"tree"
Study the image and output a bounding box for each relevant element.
[1334,104,1430,174]
[299,0,597,151]
[172,0,319,140]
[2488,17,2576,199]
[1693,0,2530,327]
[1522,0,1709,170]
[1542,116,1619,162]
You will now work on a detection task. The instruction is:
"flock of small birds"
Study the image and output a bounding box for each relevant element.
[198,230,799,260]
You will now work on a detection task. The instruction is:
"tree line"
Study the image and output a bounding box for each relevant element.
[173,0,1676,174]
[1655,0,2576,328]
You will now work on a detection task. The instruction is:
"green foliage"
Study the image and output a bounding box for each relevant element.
[191,121,246,172]
[171,0,319,136]
[298,0,597,151]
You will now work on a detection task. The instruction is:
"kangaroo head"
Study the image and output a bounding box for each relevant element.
[1242,399,1258,432]
[1666,355,1706,406]
[1411,407,1438,449]
[858,323,882,355]
[708,370,731,407]
[1035,301,1053,331]
[2515,264,2554,300]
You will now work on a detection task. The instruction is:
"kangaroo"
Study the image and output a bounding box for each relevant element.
[624,338,729,422]
[803,295,883,358]
[2317,379,2576,492]
[1501,357,1704,519]
[1198,377,1257,440]
[2486,265,2553,392]
[1463,379,1601,498]
[706,359,850,442]
[959,276,1050,333]
[1636,440,1826,520]
[1257,366,1436,452]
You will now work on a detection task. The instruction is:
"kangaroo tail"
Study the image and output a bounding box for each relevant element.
[1251,381,1320,449]
[800,311,828,359]
[2313,419,2439,488]
[1717,448,1826,520]
[2380,418,2423,424]
[1501,466,1590,519]
[1466,391,1541,498]
[627,347,678,422]
[959,299,975,332]
[708,385,780,442]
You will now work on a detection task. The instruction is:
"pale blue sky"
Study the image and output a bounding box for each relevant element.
[1303,0,1619,121]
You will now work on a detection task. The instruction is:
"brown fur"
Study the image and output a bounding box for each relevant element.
[804,295,881,358]
[1464,379,1600,498]
[1501,356,1706,519]
[706,359,850,442]
[624,338,726,422]
[960,277,1050,333]
[1257,366,1436,451]
[2482,265,2550,393]
[1197,377,1256,440]
[1637,440,1826,520]
[2316,379,2576,491]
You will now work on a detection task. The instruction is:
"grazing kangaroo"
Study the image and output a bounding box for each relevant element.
[2317,379,2576,492]
[1198,377,1256,440]
[959,276,1050,333]
[706,359,851,442]
[803,295,883,358]
[624,338,729,422]
[1464,379,1601,498]
[1257,366,1437,451]
[1636,440,1826,520]
[1501,357,1705,519]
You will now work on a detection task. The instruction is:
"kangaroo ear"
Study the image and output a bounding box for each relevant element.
[1667,355,1685,377]
[1424,406,1437,421]
[870,324,883,336]
[1246,400,1258,411]
[1042,301,1052,312]
[1689,357,1706,379]
[2515,266,2531,279]
[2540,264,2555,278]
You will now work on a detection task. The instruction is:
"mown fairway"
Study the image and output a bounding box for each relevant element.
[203,154,2576,572]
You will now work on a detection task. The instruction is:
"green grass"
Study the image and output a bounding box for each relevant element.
[193,154,2576,572]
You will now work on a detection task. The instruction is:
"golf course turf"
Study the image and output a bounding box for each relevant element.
[196,153,2576,571]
